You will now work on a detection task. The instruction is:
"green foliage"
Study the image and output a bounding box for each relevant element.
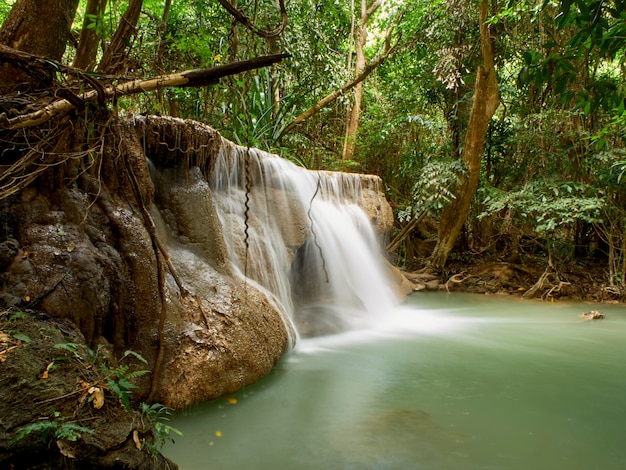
[53,342,149,411]
[12,333,31,343]
[226,70,296,151]
[7,310,27,322]
[54,342,88,360]
[398,160,465,222]
[102,350,149,412]
[139,403,184,451]
[479,181,604,233]
[11,415,95,445]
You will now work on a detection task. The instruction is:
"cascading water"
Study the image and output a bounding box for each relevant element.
[209,139,398,338]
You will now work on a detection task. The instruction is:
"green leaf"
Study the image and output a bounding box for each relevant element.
[13,333,31,343]
[122,350,148,364]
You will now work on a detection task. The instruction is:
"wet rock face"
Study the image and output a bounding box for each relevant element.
[153,166,230,271]
[153,283,292,408]
[0,116,293,410]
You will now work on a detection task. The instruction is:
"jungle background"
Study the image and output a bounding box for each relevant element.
[0,0,625,467]
[0,0,625,296]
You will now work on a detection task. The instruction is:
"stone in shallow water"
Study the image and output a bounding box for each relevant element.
[580,310,606,320]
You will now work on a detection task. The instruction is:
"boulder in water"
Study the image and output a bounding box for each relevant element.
[580,310,605,320]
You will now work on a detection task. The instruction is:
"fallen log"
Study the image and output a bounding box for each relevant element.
[0,49,289,130]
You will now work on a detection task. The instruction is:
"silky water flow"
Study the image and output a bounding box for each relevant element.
[208,141,398,340]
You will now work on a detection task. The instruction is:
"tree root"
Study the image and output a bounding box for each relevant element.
[523,265,568,300]
[445,272,472,293]
[544,281,571,300]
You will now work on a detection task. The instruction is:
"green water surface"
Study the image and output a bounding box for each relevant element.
[163,293,626,470]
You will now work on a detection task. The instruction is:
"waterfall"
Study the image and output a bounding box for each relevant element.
[209,140,398,338]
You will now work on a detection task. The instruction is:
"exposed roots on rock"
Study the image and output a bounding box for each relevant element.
[523,264,567,300]
[445,272,472,293]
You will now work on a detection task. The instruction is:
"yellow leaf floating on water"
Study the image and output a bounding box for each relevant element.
[226,397,237,405]
[215,430,222,437]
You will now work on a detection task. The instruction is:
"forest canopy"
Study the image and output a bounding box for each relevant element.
[0,0,625,292]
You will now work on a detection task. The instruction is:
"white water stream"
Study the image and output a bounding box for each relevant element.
[208,141,398,339]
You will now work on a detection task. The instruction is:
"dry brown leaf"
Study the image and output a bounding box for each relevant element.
[89,387,105,409]
[40,361,54,379]
[132,430,142,450]
[57,439,76,458]
[0,331,10,343]
[77,380,91,404]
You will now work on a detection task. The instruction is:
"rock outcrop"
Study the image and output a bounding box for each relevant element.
[0,115,398,411]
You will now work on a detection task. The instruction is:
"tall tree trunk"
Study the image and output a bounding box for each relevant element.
[154,0,173,71]
[73,0,108,71]
[342,0,381,161]
[0,0,79,91]
[430,0,499,268]
[97,0,143,74]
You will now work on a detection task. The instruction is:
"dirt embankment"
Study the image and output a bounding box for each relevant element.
[402,255,623,304]
[0,309,177,469]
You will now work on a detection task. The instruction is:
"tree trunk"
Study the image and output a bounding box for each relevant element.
[430,0,499,268]
[97,0,143,74]
[154,0,173,71]
[0,0,79,91]
[342,0,381,161]
[73,0,108,70]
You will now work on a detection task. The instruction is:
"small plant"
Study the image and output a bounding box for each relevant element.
[103,350,150,411]
[11,413,95,445]
[53,342,89,362]
[139,402,183,455]
[53,343,150,411]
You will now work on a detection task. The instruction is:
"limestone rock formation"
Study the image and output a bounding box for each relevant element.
[0,115,398,411]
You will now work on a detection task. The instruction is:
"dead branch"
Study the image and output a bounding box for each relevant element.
[1,52,290,130]
[523,265,560,299]
[217,0,288,38]
[387,213,424,253]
